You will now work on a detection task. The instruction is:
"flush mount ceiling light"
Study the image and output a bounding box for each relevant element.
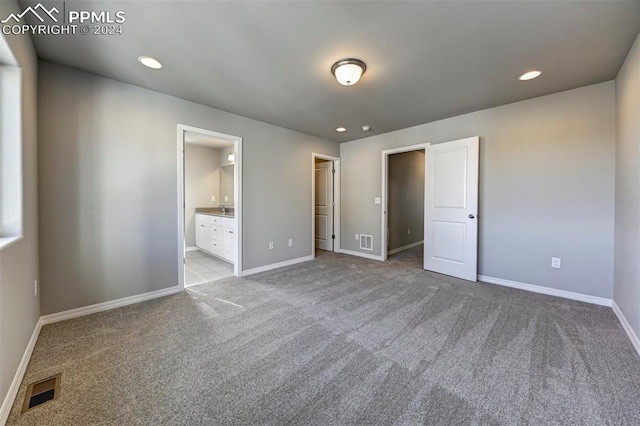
[518,70,542,81]
[227,152,235,162]
[138,56,163,70]
[361,125,371,132]
[331,59,366,86]
[336,127,347,132]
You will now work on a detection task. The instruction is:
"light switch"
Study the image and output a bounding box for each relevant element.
[374,197,381,204]
[224,196,229,202]
[211,195,215,202]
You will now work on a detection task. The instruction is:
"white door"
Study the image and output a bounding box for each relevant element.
[424,136,479,281]
[315,161,334,251]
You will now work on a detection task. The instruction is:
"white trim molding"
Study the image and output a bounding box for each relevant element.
[242,255,314,277]
[0,318,43,425]
[339,249,385,262]
[40,286,182,325]
[612,301,640,357]
[478,275,612,307]
[387,240,424,256]
[185,246,199,252]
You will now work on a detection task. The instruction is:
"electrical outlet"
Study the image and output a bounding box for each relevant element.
[211,195,215,202]
[408,228,411,235]
[355,233,359,240]
[288,239,293,247]
[34,280,38,297]
[551,257,561,268]
[374,197,381,204]
[224,196,229,202]
[269,242,274,250]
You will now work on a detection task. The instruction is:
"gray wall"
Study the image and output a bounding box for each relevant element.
[184,144,220,247]
[341,82,615,298]
[0,1,40,411]
[387,150,424,251]
[614,33,640,340]
[38,62,338,315]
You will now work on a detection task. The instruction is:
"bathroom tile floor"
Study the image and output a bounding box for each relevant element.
[185,249,234,287]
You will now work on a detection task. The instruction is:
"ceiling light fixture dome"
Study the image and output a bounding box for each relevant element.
[336,127,347,132]
[138,56,163,70]
[518,70,542,81]
[331,58,366,86]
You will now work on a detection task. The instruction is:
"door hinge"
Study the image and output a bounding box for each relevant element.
[332,168,335,174]
[332,234,335,239]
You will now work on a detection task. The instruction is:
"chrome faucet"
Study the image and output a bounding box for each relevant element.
[220,205,226,214]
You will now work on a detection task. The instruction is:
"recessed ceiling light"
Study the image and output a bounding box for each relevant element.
[138,56,163,70]
[362,125,371,132]
[336,127,347,132]
[518,70,542,81]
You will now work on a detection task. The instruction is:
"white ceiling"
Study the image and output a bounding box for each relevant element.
[21,0,640,143]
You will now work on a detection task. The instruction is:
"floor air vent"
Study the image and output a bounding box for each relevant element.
[360,234,373,251]
[22,374,61,413]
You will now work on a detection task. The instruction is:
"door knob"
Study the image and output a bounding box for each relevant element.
[468,214,475,219]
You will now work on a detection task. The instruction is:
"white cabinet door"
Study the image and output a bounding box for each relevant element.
[195,215,213,253]
[223,228,235,262]
[424,137,479,282]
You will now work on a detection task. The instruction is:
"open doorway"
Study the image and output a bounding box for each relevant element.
[387,150,425,261]
[381,143,430,264]
[312,153,340,257]
[177,125,242,289]
[381,138,479,281]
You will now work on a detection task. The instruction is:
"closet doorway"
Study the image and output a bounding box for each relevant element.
[382,145,427,263]
[312,153,340,256]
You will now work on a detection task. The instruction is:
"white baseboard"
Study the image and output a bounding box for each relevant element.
[478,275,612,307]
[339,249,385,261]
[0,317,43,425]
[40,286,182,325]
[241,255,314,277]
[612,301,640,357]
[387,240,424,256]
[185,246,199,252]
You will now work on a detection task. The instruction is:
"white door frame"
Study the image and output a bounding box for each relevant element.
[177,124,243,290]
[312,153,340,257]
[381,143,430,261]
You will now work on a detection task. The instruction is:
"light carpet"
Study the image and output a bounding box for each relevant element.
[7,246,640,425]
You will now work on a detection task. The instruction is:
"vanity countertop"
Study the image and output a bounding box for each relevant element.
[195,208,235,218]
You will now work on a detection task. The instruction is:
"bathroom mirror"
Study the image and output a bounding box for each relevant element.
[220,164,234,205]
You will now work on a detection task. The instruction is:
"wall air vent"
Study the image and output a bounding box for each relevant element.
[360,234,373,251]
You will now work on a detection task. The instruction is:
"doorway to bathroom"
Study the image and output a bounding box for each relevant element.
[177,124,242,289]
